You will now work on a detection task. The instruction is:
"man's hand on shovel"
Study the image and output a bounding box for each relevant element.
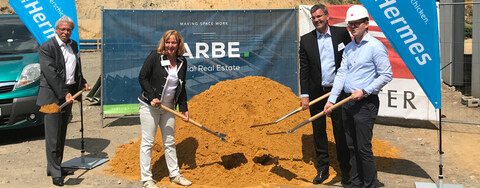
[65,83,90,104]
[39,88,86,113]
[324,101,334,116]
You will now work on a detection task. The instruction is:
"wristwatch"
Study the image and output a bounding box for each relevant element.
[362,89,369,98]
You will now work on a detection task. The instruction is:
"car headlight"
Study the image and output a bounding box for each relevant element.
[14,63,41,90]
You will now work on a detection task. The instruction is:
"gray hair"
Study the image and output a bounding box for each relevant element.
[310,4,329,15]
[55,16,75,29]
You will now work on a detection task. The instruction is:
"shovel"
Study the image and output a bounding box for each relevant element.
[267,95,352,135]
[39,89,85,113]
[155,103,227,142]
[251,92,330,128]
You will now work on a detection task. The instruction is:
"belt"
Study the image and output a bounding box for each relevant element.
[345,92,377,97]
[321,86,332,91]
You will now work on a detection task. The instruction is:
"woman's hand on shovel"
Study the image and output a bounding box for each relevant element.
[150,98,161,108]
[181,111,189,122]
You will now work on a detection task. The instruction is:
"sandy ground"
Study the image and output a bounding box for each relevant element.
[0,52,479,188]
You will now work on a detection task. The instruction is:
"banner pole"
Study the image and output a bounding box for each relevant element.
[439,108,444,188]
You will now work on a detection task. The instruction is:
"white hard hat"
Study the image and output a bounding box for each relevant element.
[345,5,369,22]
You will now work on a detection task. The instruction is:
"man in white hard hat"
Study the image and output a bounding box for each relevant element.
[299,3,352,185]
[324,5,392,188]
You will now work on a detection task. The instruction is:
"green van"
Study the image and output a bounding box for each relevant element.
[0,15,43,130]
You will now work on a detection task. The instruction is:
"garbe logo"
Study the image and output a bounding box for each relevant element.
[184,42,240,59]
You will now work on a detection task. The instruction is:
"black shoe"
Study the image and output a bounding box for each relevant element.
[52,177,64,186]
[341,174,351,185]
[377,180,385,187]
[313,170,329,184]
[62,170,74,176]
[47,169,74,176]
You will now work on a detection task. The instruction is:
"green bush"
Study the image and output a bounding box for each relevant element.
[465,24,472,39]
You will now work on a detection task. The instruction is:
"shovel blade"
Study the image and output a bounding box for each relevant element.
[217,132,227,142]
[266,131,288,135]
[275,109,300,123]
[39,103,60,113]
[250,121,276,128]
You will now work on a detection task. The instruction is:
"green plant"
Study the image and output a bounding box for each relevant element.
[465,24,472,39]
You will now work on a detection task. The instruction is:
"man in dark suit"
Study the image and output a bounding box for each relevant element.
[37,16,90,186]
[299,4,352,185]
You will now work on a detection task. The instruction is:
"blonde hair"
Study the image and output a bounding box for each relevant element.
[157,30,185,56]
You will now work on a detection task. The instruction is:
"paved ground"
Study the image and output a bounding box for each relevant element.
[0,51,479,187]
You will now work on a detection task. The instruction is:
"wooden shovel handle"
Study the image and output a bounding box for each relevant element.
[296,92,331,111]
[59,88,86,109]
[71,88,85,101]
[309,95,352,122]
[157,104,204,129]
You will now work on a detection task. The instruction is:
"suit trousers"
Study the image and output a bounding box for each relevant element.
[310,90,351,175]
[342,94,379,188]
[44,102,72,178]
[139,100,179,181]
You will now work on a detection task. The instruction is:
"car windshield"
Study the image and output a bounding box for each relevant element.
[0,16,40,54]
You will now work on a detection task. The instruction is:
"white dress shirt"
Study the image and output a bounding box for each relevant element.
[55,34,76,85]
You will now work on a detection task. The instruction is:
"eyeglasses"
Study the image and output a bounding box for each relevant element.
[347,21,364,28]
[310,14,324,20]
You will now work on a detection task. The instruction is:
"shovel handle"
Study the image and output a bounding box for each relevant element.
[309,95,352,122]
[294,92,331,112]
[159,105,203,128]
[286,95,352,134]
[59,88,86,109]
[308,92,331,106]
[158,104,226,141]
[275,92,331,123]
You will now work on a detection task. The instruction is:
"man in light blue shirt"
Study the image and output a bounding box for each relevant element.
[324,5,392,188]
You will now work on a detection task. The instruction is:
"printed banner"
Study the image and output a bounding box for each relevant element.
[360,1,441,109]
[299,5,437,120]
[102,9,298,114]
[9,0,80,47]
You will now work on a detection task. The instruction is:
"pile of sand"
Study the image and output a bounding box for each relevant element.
[105,76,401,187]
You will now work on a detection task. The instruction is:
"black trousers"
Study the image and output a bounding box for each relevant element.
[342,94,379,188]
[44,103,72,178]
[309,90,351,176]
[44,85,77,178]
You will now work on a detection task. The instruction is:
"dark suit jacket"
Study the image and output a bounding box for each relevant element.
[299,26,351,100]
[37,37,86,106]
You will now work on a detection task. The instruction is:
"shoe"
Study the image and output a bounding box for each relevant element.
[377,180,385,187]
[171,174,192,186]
[313,170,329,184]
[341,173,351,185]
[62,169,74,176]
[47,169,74,176]
[142,180,159,188]
[52,177,64,186]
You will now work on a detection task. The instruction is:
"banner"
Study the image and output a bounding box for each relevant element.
[9,0,80,47]
[102,9,298,114]
[299,5,437,120]
[360,1,441,109]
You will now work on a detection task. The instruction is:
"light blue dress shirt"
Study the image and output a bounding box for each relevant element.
[327,32,393,103]
[316,27,336,87]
